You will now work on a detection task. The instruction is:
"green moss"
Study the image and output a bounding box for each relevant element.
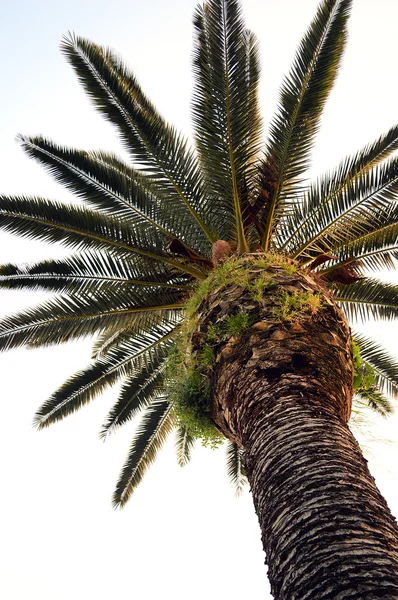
[201,311,251,343]
[272,289,321,321]
[211,255,248,283]
[169,368,224,448]
[186,254,298,319]
[280,262,298,275]
[254,252,298,274]
[186,253,299,320]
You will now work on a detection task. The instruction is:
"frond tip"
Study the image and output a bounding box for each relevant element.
[261,0,352,250]
[353,389,394,418]
[112,400,174,508]
[226,440,248,496]
[353,332,398,400]
[175,425,196,467]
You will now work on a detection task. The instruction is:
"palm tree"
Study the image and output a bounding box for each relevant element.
[1,0,398,595]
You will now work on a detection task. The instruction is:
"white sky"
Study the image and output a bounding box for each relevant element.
[1,1,398,598]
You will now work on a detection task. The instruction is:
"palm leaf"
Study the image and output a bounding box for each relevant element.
[0,252,191,296]
[92,329,130,358]
[100,362,167,439]
[353,389,393,418]
[192,0,262,251]
[321,221,398,275]
[61,34,215,245]
[261,0,351,250]
[91,311,183,359]
[353,332,398,400]
[281,124,398,249]
[34,323,175,429]
[290,158,398,259]
[0,288,183,351]
[0,195,206,279]
[112,399,174,507]
[335,278,398,322]
[175,425,196,467]
[19,136,212,254]
[226,440,247,496]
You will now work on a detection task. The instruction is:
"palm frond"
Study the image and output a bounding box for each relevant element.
[289,158,398,259]
[226,440,247,496]
[92,329,132,359]
[261,0,351,250]
[61,34,215,245]
[34,323,176,429]
[91,311,183,359]
[100,362,167,439]
[192,0,262,250]
[19,136,160,224]
[353,332,398,400]
[0,252,191,296]
[112,399,174,507]
[0,195,206,279]
[353,389,393,418]
[19,136,212,254]
[321,221,398,275]
[281,123,398,249]
[0,287,183,351]
[335,278,398,322]
[175,425,196,467]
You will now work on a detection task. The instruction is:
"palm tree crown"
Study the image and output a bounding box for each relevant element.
[1,0,398,508]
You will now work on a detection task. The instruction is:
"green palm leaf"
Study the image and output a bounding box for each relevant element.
[100,361,167,439]
[113,399,174,507]
[175,425,196,467]
[19,136,212,254]
[0,288,183,351]
[0,252,191,296]
[92,328,133,359]
[281,124,398,249]
[192,0,261,251]
[261,0,351,250]
[91,312,183,358]
[290,158,398,259]
[353,389,393,418]
[0,195,205,279]
[354,333,398,400]
[61,34,215,245]
[335,278,398,322]
[321,220,398,275]
[226,440,247,496]
[34,323,175,429]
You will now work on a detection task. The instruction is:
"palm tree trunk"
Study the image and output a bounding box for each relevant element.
[243,394,398,598]
[195,262,398,597]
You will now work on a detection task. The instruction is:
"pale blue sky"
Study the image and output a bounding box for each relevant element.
[1,1,398,599]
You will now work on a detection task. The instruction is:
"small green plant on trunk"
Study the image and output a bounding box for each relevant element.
[352,340,376,392]
[272,289,322,321]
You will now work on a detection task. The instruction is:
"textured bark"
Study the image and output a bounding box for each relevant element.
[242,397,398,598]
[192,257,398,598]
